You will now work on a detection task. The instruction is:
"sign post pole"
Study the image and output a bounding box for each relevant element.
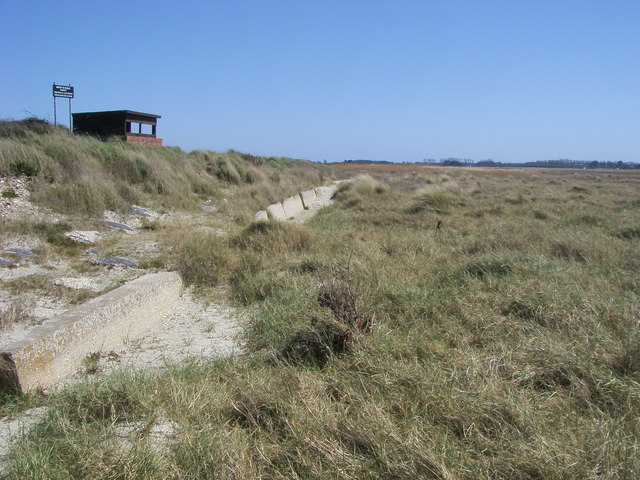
[53,82,57,125]
[68,84,72,130]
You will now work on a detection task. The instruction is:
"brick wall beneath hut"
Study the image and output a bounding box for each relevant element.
[125,136,163,147]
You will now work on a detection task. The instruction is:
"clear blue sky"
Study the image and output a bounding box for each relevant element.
[2,1,639,163]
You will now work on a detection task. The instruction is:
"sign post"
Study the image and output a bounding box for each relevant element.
[52,83,74,129]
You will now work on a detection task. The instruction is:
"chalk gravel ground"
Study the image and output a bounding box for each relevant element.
[0,183,337,466]
[74,184,336,376]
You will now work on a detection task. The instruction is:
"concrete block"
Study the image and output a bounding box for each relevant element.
[282,195,304,219]
[254,211,268,221]
[65,230,109,244]
[299,189,317,209]
[0,272,183,393]
[266,203,287,221]
[315,186,336,201]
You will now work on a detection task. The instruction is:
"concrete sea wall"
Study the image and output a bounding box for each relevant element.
[256,185,332,221]
[0,272,183,393]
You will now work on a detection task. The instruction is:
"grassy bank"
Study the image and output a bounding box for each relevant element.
[3,162,640,478]
[0,118,325,218]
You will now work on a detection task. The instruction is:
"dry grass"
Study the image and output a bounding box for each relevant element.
[409,188,456,214]
[0,119,325,218]
[160,222,237,286]
[0,297,34,331]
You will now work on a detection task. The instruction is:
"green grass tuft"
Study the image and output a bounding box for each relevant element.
[409,189,456,214]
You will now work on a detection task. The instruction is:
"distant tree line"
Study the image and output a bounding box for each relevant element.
[337,158,639,169]
[343,159,394,164]
[424,158,640,169]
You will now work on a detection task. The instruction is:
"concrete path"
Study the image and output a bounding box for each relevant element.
[90,287,245,374]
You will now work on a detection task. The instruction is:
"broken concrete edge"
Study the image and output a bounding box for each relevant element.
[282,195,305,219]
[259,184,336,221]
[266,203,287,221]
[299,189,317,209]
[0,271,183,394]
[254,210,268,221]
[65,230,110,245]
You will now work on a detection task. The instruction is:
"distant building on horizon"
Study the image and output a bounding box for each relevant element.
[72,110,162,147]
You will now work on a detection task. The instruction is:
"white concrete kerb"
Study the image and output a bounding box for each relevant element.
[0,272,183,392]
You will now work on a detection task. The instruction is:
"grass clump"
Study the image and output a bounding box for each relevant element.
[335,174,389,196]
[277,314,354,366]
[605,337,640,377]
[206,153,242,184]
[532,210,549,220]
[616,226,640,239]
[232,220,315,254]
[550,241,586,262]
[501,294,559,327]
[461,256,513,279]
[29,220,84,251]
[163,226,236,286]
[0,298,33,331]
[34,181,128,216]
[0,117,58,140]
[409,189,455,214]
[1,187,17,198]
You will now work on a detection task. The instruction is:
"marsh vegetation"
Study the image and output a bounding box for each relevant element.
[2,128,639,478]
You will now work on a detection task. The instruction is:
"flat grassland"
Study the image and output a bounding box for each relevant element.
[4,162,640,479]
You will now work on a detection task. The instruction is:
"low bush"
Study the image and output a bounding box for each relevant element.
[317,263,374,332]
[277,315,354,366]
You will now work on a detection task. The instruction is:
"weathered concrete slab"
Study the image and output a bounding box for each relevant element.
[299,189,317,209]
[95,257,139,268]
[53,277,101,292]
[282,195,304,219]
[4,248,34,259]
[104,221,135,232]
[0,272,183,393]
[254,211,268,221]
[266,203,287,221]
[65,231,109,244]
[315,186,336,200]
[131,205,158,218]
